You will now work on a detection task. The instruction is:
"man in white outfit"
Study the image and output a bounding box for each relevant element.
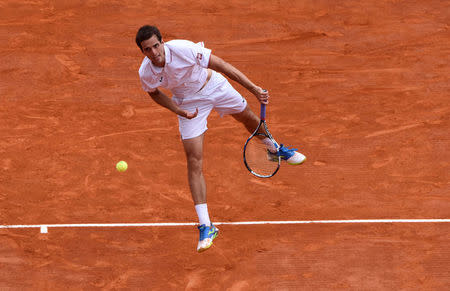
[136,25,306,252]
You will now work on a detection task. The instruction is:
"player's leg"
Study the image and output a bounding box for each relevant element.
[176,99,211,212]
[182,134,206,206]
[230,104,261,135]
[230,105,306,165]
[175,92,219,253]
[230,105,278,152]
[182,133,219,252]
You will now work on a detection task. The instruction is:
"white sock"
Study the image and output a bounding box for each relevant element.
[195,203,211,226]
[262,137,278,153]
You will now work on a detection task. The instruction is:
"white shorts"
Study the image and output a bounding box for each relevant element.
[172,71,247,139]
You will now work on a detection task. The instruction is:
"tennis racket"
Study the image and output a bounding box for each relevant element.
[243,103,281,178]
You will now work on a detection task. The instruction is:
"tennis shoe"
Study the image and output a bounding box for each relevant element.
[268,144,306,165]
[197,224,219,253]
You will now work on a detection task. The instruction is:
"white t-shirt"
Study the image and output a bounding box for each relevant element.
[139,39,212,98]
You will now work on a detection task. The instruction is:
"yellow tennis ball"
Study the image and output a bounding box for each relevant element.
[116,161,128,172]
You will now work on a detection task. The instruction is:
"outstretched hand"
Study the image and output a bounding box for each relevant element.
[252,87,270,104]
[183,108,199,119]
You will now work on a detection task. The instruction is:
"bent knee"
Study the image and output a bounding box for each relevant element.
[231,105,255,122]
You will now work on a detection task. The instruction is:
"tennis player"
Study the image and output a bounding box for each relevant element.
[136,25,306,252]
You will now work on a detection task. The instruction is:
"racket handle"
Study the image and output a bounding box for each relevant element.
[260,89,267,120]
[260,103,266,121]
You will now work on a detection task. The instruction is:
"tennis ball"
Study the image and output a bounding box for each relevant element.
[116,161,128,172]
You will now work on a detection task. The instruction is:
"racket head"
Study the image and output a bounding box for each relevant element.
[243,130,280,178]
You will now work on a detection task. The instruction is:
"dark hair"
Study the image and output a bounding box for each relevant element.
[135,25,162,51]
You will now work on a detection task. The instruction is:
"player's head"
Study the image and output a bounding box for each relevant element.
[136,25,165,67]
[135,25,162,51]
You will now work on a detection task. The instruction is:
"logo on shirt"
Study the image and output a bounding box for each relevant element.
[196,53,203,60]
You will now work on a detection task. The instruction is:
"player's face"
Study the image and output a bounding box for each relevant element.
[141,35,165,67]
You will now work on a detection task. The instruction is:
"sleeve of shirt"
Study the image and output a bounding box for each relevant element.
[192,41,212,68]
[139,62,159,92]
[140,75,159,92]
[167,40,212,68]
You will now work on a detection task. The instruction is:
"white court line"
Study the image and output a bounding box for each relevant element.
[0,219,449,233]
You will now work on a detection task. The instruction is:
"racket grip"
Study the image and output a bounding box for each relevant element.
[260,103,266,120]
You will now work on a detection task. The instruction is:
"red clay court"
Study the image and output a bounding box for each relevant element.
[1,0,449,289]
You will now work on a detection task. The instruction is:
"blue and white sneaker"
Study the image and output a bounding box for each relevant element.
[197,224,219,253]
[268,144,306,165]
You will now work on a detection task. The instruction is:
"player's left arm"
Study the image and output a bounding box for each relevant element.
[208,54,269,104]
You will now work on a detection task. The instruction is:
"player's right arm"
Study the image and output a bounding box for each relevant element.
[208,54,269,104]
[147,88,198,119]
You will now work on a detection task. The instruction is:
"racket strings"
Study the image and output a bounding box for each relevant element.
[244,136,280,177]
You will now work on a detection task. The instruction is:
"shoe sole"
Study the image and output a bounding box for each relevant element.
[197,231,219,253]
[288,157,307,165]
[269,152,307,165]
